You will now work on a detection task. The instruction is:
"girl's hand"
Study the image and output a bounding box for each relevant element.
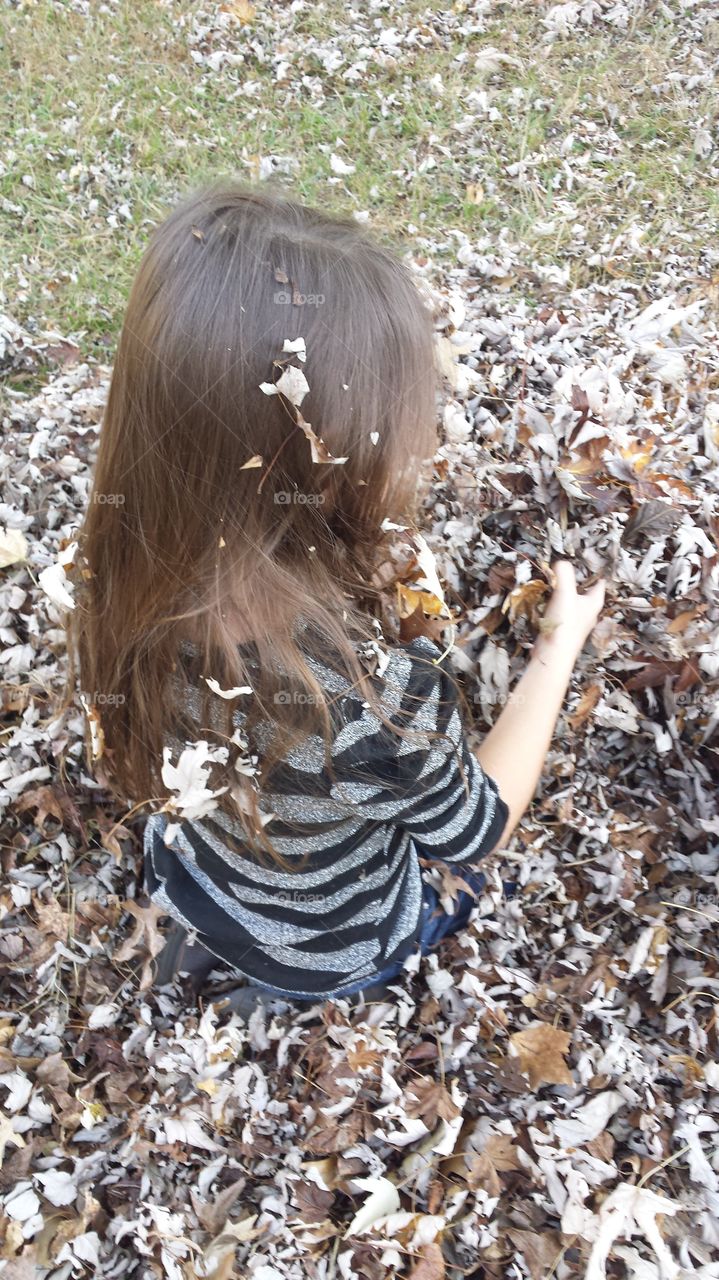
[534,560,606,661]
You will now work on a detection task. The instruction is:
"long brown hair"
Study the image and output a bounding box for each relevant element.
[65,177,452,865]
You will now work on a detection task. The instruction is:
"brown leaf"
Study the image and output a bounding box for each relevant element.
[465,1151,501,1197]
[568,682,602,728]
[487,562,516,595]
[398,598,451,643]
[507,1229,564,1280]
[502,578,549,625]
[292,1178,334,1224]
[405,1076,460,1128]
[15,784,83,834]
[483,1131,523,1172]
[408,1242,445,1280]
[33,894,72,943]
[625,659,681,691]
[295,409,348,465]
[667,608,700,635]
[190,1178,246,1235]
[509,1021,574,1089]
[113,900,168,990]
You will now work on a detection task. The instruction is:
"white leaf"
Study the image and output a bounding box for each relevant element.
[160,740,229,822]
[0,1069,33,1113]
[260,365,310,407]
[0,526,28,568]
[585,1182,681,1280]
[36,1168,78,1207]
[344,1176,400,1237]
[406,532,450,616]
[4,1182,41,1222]
[204,676,253,699]
[554,1091,624,1149]
[330,153,355,176]
[56,1232,102,1267]
[426,968,455,997]
[87,1002,120,1029]
[282,337,306,362]
[38,540,78,610]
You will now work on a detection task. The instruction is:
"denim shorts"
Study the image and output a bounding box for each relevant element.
[255,867,517,1004]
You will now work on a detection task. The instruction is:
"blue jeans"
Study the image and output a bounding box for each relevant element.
[255,867,517,1003]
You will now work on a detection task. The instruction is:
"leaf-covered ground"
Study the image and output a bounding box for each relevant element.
[1,1,719,1278]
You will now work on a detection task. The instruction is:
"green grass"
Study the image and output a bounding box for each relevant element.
[0,0,715,360]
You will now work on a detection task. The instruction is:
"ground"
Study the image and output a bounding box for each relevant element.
[1,1,719,1277]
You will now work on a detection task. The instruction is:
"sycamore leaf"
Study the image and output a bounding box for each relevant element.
[509,1022,574,1088]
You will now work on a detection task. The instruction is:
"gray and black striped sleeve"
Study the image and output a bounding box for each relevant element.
[329,636,508,865]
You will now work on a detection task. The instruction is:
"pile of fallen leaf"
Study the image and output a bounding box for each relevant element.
[2,225,719,1277]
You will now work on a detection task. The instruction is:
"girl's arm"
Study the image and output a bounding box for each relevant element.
[475,561,606,849]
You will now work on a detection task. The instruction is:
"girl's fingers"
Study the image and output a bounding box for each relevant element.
[552,560,577,591]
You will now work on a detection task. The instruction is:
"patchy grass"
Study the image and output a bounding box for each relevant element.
[0,0,716,359]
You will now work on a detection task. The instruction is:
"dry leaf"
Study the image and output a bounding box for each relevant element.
[509,1022,574,1088]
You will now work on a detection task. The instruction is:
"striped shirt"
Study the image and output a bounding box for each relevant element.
[144,635,508,999]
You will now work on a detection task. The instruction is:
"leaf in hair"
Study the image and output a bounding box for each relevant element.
[203,676,253,699]
[240,455,263,469]
[282,337,306,362]
[259,364,309,407]
[79,692,105,761]
[160,740,229,825]
[295,409,349,466]
[395,531,451,622]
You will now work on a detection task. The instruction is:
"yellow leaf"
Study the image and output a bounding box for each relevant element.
[221,0,255,20]
[197,1078,219,1096]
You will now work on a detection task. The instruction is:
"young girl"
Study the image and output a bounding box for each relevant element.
[67,179,605,1006]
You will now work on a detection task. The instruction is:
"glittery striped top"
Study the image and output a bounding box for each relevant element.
[143,635,508,999]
